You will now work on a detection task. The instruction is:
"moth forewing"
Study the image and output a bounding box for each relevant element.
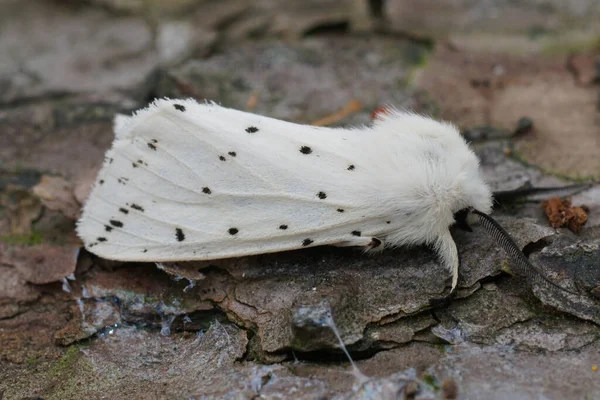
[78,98,495,291]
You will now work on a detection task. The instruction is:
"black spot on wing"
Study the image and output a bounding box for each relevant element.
[317,192,327,199]
[176,228,185,242]
[279,224,288,230]
[109,219,123,228]
[302,238,314,246]
[228,228,239,235]
[99,180,104,185]
[300,146,312,154]
[228,151,236,157]
[351,230,361,236]
[119,208,129,214]
[347,164,355,171]
[148,142,157,150]
[97,237,107,242]
[132,162,138,168]
[246,126,258,133]
[130,203,144,212]
[202,187,212,194]
[174,104,186,112]
[105,225,113,232]
[369,238,382,248]
[386,221,391,224]
[337,208,344,213]
[142,249,147,253]
[219,155,226,161]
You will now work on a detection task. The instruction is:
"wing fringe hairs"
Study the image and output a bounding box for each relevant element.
[77,98,582,295]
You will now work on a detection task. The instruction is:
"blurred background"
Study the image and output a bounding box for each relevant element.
[1,0,599,181]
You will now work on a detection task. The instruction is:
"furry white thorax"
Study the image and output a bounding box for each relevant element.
[366,110,492,248]
[77,99,493,291]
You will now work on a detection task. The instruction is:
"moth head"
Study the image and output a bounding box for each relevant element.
[457,162,493,216]
[453,207,473,232]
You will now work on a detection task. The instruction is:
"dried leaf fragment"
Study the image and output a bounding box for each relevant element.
[311,99,361,126]
[541,197,588,232]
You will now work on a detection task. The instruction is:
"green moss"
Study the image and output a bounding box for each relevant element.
[541,35,600,55]
[41,344,110,400]
[422,373,441,390]
[527,25,552,40]
[402,45,433,88]
[25,356,39,367]
[145,295,158,304]
[48,346,82,378]
[403,43,431,67]
[499,259,514,276]
[1,231,43,246]
[434,343,449,353]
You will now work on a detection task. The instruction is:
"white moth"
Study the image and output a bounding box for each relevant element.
[78,98,566,294]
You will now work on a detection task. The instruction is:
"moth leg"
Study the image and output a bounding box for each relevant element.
[434,230,459,292]
[334,237,383,249]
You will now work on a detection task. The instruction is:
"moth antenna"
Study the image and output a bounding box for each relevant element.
[472,210,580,296]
